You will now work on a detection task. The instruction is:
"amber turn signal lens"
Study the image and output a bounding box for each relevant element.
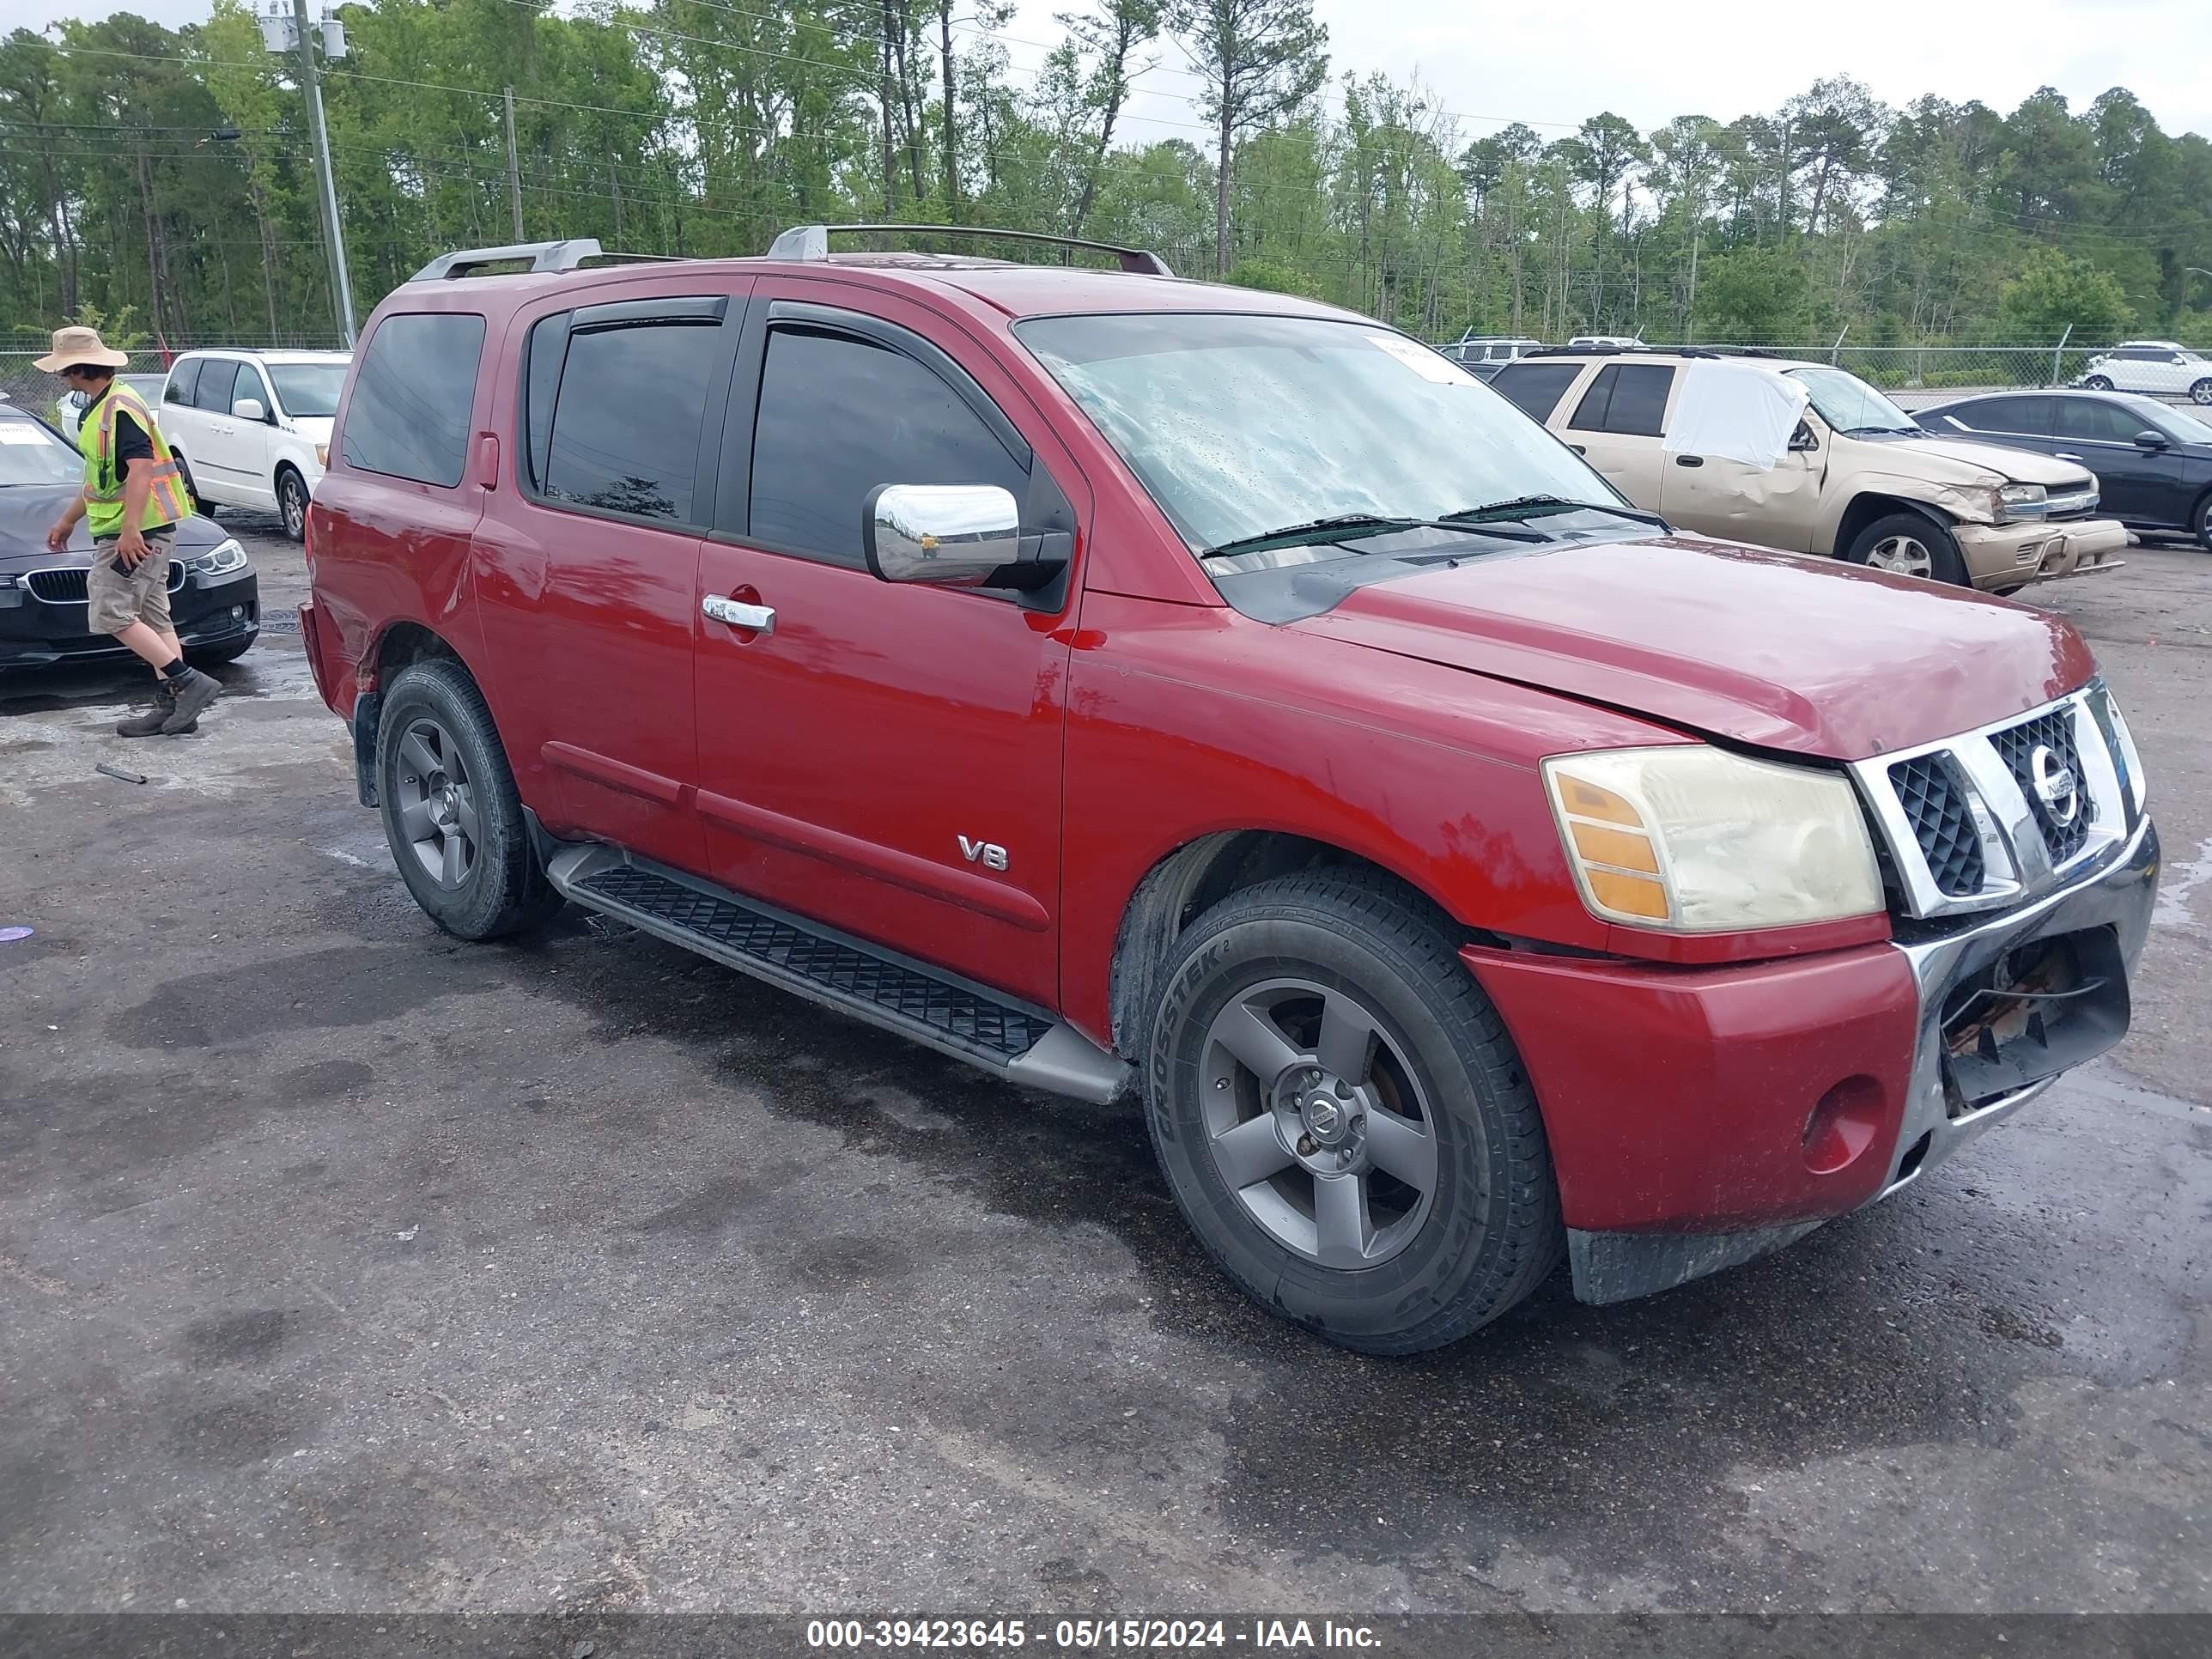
[1570,821,1661,873]
[1585,869,1668,919]
[1558,776,1641,826]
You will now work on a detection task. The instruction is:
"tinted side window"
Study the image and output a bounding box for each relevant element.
[1492,362,1583,423]
[1960,397,2050,434]
[165,360,201,406]
[194,361,241,413]
[2057,399,2142,443]
[341,313,486,488]
[749,327,1029,568]
[535,322,718,524]
[1569,363,1672,436]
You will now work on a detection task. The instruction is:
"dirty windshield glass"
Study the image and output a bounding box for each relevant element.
[0,416,84,486]
[1015,313,1619,555]
[1786,367,1917,434]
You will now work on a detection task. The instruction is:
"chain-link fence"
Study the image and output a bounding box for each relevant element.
[0,341,347,427]
[1432,337,2198,408]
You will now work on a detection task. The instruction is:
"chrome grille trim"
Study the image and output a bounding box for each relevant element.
[1850,682,2139,921]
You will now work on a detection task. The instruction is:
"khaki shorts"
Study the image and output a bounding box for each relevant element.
[87,528,176,635]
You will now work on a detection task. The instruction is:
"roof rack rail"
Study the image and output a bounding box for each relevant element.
[766,222,1174,277]
[409,239,684,282]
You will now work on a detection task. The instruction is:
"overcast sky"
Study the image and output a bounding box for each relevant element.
[19,0,2211,143]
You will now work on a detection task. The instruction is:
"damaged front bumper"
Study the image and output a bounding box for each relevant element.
[1558,812,2160,1306]
[1956,515,2128,589]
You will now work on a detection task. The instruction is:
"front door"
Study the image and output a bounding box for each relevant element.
[469,282,748,874]
[1660,415,1826,551]
[690,283,1081,1007]
[2053,397,2176,525]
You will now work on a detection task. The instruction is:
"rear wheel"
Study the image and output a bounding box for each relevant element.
[374,658,562,939]
[1846,510,1971,586]
[174,453,204,515]
[276,466,309,542]
[2193,491,2212,552]
[1143,871,1562,1354]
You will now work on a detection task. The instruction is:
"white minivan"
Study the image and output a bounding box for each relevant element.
[160,349,349,540]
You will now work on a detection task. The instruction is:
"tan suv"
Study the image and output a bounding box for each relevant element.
[1492,349,2129,591]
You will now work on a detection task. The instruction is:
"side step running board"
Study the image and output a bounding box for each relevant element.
[544,844,1131,1105]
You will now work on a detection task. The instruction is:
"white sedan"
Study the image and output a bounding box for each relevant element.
[2077,341,2212,404]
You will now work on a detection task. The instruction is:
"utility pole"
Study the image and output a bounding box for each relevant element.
[503,87,525,240]
[263,3,355,346]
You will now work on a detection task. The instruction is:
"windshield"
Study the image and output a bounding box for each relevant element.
[2151,402,2212,443]
[1785,368,1917,434]
[0,416,83,486]
[1015,312,1621,556]
[267,362,345,418]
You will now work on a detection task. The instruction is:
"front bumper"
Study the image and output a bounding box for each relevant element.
[1957,516,2127,588]
[1467,814,2160,1304]
[0,570,260,668]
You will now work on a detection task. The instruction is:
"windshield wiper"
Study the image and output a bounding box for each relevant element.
[1201,512,1546,560]
[1443,495,1668,530]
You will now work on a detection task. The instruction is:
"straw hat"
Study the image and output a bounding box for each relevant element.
[33,325,131,373]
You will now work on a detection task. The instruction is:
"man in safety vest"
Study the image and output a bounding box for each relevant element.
[38,325,222,737]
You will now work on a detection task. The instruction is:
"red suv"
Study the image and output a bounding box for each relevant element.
[302,229,2160,1352]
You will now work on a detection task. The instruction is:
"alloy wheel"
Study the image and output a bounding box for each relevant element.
[2192,380,2212,406]
[281,476,307,539]
[1865,533,1935,579]
[394,716,479,889]
[1199,977,1439,1268]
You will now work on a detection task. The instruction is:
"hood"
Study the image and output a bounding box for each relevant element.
[1293,537,2094,763]
[0,483,228,569]
[1858,432,2095,489]
[285,416,334,447]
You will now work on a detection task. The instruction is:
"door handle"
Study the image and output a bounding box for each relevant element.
[702,594,775,635]
[2055,453,2084,462]
[1569,444,1586,456]
[1674,454,1704,467]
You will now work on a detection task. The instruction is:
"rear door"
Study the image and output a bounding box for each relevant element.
[1564,362,1673,508]
[185,358,251,497]
[470,282,748,873]
[690,282,1083,1006]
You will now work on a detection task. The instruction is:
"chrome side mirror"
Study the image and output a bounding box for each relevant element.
[864,483,1042,588]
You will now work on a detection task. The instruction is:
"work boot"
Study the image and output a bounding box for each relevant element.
[116,679,193,738]
[161,667,222,735]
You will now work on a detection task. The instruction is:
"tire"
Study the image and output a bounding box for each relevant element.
[1844,509,1971,586]
[374,658,562,939]
[2191,379,2212,407]
[2083,375,2113,392]
[1143,870,1562,1354]
[2193,491,2212,553]
[174,453,204,516]
[187,635,255,667]
[276,466,309,542]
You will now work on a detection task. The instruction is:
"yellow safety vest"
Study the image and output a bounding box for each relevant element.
[78,381,191,538]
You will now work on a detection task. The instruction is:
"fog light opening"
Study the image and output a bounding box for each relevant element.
[1802,1074,1884,1176]
[1894,1130,1933,1185]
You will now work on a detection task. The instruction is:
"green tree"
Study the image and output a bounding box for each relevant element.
[1170,0,1328,276]
[1693,244,1809,339]
[1997,247,2133,340]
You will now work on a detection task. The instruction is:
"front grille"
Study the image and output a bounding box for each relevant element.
[1990,709,2092,865]
[1889,756,1986,896]
[23,564,187,603]
[1856,686,2131,921]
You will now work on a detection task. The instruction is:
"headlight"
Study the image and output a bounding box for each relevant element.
[2090,684,2148,814]
[1543,747,1884,933]
[183,538,251,580]
[1992,483,2048,522]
